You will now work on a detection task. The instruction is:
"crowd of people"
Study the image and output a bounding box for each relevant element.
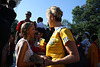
[0,0,100,67]
[75,32,100,67]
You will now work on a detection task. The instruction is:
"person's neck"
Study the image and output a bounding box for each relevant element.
[38,22,42,23]
[24,36,30,42]
[25,19,30,22]
[54,22,62,30]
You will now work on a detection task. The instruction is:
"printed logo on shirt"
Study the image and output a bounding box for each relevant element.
[48,38,59,46]
[63,37,69,43]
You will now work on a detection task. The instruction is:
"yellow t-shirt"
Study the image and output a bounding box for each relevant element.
[46,26,75,67]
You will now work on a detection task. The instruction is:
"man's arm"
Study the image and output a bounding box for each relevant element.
[45,41,80,66]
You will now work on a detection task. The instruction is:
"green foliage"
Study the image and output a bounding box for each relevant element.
[72,5,85,23]
[44,24,49,28]
[61,19,71,29]
[71,0,100,41]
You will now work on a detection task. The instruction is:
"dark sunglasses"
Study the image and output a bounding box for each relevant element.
[26,14,31,16]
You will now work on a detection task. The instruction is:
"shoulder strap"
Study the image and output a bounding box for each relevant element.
[59,27,66,48]
[59,27,63,45]
[58,26,66,45]
[58,27,68,56]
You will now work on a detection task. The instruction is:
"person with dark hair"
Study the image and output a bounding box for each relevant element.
[30,27,46,55]
[81,32,91,55]
[87,35,99,67]
[0,0,16,26]
[36,17,46,30]
[76,35,86,67]
[37,17,43,22]
[16,11,32,33]
[15,11,32,44]
[8,0,16,9]
[35,28,46,39]
[0,0,16,66]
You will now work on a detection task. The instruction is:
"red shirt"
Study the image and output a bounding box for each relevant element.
[16,20,25,32]
[16,20,33,32]
[29,40,46,54]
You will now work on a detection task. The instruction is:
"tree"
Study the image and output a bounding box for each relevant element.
[72,5,85,23]
[61,19,71,29]
[71,0,100,37]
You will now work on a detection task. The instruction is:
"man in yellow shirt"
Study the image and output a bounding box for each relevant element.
[44,6,80,67]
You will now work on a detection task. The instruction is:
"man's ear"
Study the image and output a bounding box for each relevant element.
[50,14,55,21]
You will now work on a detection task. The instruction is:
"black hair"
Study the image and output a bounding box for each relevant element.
[26,11,32,16]
[91,35,98,41]
[76,35,82,45]
[36,27,46,39]
[84,33,89,38]
[0,0,7,4]
[36,27,45,34]
[37,17,43,22]
[8,0,16,8]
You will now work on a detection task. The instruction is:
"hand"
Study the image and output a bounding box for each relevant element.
[44,58,53,66]
[37,52,46,55]
[39,55,53,66]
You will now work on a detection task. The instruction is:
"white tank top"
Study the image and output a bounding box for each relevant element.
[15,38,33,62]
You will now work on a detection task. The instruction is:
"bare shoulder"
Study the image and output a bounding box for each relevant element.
[21,41,28,50]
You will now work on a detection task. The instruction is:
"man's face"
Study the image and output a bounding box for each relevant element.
[46,13,55,28]
[26,13,31,19]
[46,13,54,28]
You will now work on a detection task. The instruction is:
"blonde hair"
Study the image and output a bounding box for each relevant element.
[21,22,34,38]
[46,6,63,22]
